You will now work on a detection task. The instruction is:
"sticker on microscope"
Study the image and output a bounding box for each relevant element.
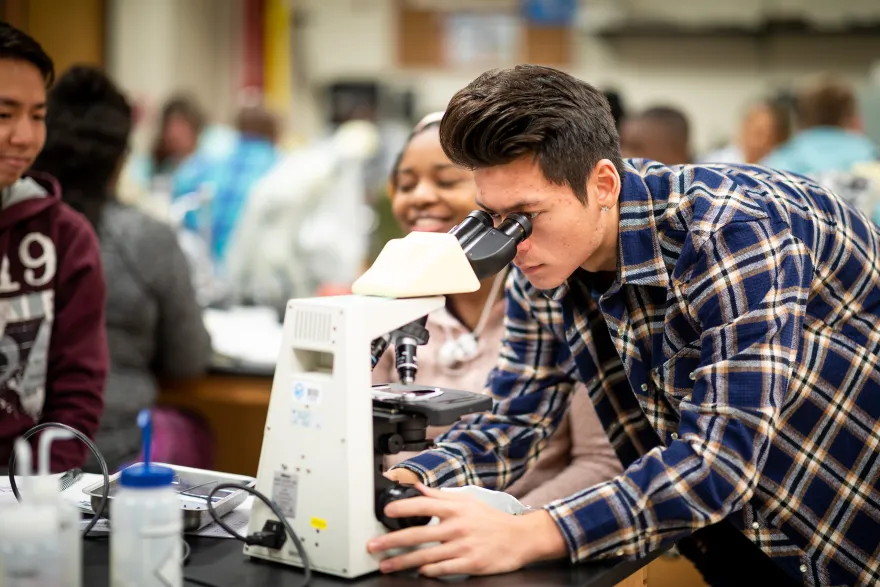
[291,379,322,406]
[272,472,299,519]
[292,409,323,429]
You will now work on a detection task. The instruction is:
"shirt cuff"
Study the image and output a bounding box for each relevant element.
[544,479,636,564]
[391,449,472,488]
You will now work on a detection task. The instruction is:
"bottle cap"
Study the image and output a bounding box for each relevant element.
[120,464,174,488]
[119,408,174,488]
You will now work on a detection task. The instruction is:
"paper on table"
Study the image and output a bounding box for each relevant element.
[62,472,105,513]
[79,495,255,539]
[1,473,73,507]
[203,307,282,367]
[0,477,17,508]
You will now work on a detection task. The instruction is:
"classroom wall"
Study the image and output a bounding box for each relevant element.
[106,0,244,151]
[293,0,880,153]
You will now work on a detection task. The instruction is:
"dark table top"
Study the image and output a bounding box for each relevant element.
[84,536,661,587]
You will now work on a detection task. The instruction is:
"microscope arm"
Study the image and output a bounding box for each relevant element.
[368,210,532,380]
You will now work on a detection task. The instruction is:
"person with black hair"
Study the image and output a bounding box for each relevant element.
[368,65,880,587]
[0,23,108,472]
[620,105,691,165]
[151,95,205,178]
[31,65,212,472]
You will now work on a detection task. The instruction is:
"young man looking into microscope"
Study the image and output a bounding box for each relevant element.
[369,65,880,587]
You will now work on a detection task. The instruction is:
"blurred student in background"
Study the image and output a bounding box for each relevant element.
[0,23,107,472]
[739,97,792,164]
[619,105,691,165]
[372,112,622,507]
[151,96,205,179]
[762,75,877,176]
[174,104,282,268]
[701,97,792,165]
[31,65,213,472]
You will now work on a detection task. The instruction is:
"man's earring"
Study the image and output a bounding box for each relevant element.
[601,206,610,212]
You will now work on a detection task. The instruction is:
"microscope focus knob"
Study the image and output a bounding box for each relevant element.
[377,485,432,531]
[379,433,405,454]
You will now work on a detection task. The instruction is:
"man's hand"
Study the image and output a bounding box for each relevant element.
[383,468,421,485]
[366,483,568,577]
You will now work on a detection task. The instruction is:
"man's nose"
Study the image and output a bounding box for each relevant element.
[10,117,36,146]
[516,239,531,255]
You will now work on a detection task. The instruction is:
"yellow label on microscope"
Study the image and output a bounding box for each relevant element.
[310,517,327,531]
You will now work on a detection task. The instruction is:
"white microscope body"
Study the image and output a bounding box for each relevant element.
[244,212,533,579]
[243,294,445,578]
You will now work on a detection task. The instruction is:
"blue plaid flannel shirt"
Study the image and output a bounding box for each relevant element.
[397,159,880,586]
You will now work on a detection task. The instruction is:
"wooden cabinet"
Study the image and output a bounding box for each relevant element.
[2,0,106,73]
[158,373,273,477]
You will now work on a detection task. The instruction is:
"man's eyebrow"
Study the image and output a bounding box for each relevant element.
[0,97,45,109]
[475,198,540,215]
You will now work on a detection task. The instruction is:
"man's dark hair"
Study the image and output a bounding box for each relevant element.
[31,65,132,230]
[603,89,626,131]
[0,22,54,86]
[439,65,624,204]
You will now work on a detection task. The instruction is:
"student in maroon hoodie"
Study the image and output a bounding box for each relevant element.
[0,23,107,472]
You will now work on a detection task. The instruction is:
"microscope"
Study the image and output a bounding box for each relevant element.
[244,211,532,578]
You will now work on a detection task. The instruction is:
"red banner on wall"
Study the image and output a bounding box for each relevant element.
[242,0,265,94]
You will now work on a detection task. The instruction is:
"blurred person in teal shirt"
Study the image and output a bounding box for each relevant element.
[762,75,877,176]
[173,105,281,267]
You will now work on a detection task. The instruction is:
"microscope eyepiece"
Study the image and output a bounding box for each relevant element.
[448,210,493,248]
[498,213,533,243]
[451,209,532,281]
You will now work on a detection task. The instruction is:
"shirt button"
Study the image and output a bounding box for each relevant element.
[800,564,807,573]
[616,549,625,557]
[689,371,696,380]
[618,326,625,336]
[640,383,648,391]
[671,432,679,440]
[751,522,760,530]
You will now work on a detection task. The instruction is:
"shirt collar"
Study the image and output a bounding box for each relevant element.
[614,165,671,289]
[541,163,671,300]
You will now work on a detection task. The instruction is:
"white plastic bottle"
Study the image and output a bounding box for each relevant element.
[30,430,82,587]
[110,410,182,587]
[0,439,62,587]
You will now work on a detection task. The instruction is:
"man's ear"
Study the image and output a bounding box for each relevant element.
[589,159,621,209]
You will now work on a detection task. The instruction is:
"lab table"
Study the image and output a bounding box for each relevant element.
[83,535,659,587]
